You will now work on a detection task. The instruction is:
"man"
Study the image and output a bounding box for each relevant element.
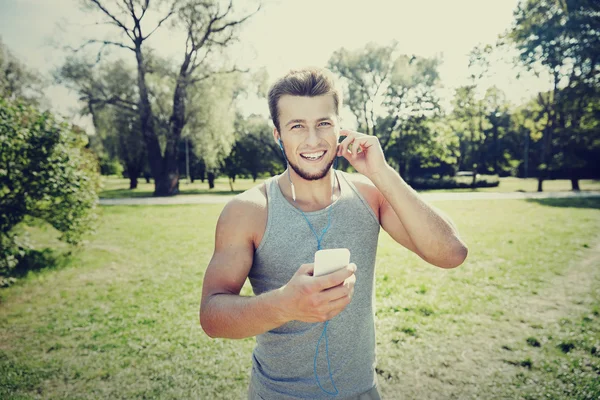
[200,67,468,399]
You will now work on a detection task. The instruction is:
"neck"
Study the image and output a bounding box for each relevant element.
[279,168,339,211]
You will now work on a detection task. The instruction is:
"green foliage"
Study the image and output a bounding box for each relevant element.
[0,37,44,103]
[408,175,500,190]
[98,155,124,177]
[508,0,600,185]
[221,114,284,182]
[184,74,241,172]
[328,42,453,179]
[57,58,145,186]
[0,98,101,281]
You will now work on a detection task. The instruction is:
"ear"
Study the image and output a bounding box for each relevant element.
[272,127,280,143]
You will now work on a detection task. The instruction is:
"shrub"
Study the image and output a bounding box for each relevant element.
[0,98,101,283]
[409,175,500,190]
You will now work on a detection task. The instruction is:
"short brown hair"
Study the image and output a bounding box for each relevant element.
[267,67,342,132]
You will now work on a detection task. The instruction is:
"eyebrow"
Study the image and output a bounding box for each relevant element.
[285,117,332,127]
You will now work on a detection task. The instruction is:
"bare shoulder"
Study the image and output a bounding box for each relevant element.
[218,181,268,248]
[343,172,382,218]
[225,182,268,216]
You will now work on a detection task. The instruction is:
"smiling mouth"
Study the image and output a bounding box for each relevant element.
[299,150,326,161]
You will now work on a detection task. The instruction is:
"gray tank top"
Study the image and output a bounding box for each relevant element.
[248,171,381,399]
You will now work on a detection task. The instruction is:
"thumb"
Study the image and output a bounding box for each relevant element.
[297,263,314,276]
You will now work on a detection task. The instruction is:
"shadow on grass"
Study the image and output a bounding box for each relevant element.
[526,197,600,210]
[7,248,72,279]
[99,188,244,199]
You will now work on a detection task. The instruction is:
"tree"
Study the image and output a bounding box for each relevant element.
[509,0,600,190]
[328,42,398,137]
[78,0,260,196]
[481,86,511,175]
[57,58,146,189]
[327,42,444,177]
[0,37,44,104]
[450,85,479,171]
[0,98,101,285]
[222,113,283,187]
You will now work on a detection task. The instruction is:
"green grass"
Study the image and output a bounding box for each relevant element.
[99,175,600,199]
[1,198,600,399]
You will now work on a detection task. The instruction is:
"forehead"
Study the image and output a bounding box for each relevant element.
[278,95,337,122]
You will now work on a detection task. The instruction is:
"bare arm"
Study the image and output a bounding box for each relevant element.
[200,196,285,339]
[200,194,356,339]
[338,129,468,269]
[372,165,468,268]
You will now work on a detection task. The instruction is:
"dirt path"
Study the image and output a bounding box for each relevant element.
[99,190,600,206]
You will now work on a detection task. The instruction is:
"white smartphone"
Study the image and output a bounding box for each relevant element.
[313,248,351,277]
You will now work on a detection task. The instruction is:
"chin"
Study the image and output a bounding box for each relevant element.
[288,156,336,181]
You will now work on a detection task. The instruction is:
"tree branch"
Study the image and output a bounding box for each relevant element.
[211,6,260,35]
[89,39,135,52]
[189,66,246,84]
[143,1,177,40]
[88,0,134,41]
[84,94,138,112]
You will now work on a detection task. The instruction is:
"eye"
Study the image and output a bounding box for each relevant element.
[290,124,302,130]
[318,121,331,127]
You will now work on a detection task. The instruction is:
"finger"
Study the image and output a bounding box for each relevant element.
[324,295,353,319]
[319,282,350,302]
[353,137,370,157]
[339,134,354,156]
[316,263,356,291]
[298,263,314,276]
[352,138,364,157]
[353,139,361,157]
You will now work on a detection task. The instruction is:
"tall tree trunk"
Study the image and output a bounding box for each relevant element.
[493,123,498,174]
[571,178,580,191]
[127,165,140,189]
[536,73,559,193]
[523,128,529,178]
[208,172,215,189]
[130,175,138,190]
[133,45,167,196]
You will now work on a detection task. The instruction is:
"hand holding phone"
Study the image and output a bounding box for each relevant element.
[313,248,351,277]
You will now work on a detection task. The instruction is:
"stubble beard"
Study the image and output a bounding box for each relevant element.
[284,149,336,181]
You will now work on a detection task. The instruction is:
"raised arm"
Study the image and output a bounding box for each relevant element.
[338,129,468,269]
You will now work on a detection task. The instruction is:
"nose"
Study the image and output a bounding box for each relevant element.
[305,126,321,147]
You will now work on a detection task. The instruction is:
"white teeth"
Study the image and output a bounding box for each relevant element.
[301,151,325,160]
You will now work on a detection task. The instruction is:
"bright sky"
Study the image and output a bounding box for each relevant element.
[0,0,551,131]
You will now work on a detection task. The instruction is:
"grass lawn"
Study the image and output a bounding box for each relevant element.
[1,198,600,399]
[99,175,600,199]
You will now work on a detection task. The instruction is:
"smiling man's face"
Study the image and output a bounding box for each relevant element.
[275,94,340,181]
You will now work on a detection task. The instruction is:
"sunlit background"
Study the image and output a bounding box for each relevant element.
[1,1,599,399]
[1,0,549,125]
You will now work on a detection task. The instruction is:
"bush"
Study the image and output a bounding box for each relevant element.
[0,98,101,283]
[99,155,124,177]
[409,175,500,190]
